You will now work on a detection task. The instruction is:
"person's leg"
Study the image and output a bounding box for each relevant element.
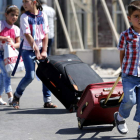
[134,83,140,138]
[0,72,5,96]
[0,73,7,105]
[0,51,12,105]
[42,84,57,108]
[47,38,54,56]
[114,73,137,134]
[12,50,35,109]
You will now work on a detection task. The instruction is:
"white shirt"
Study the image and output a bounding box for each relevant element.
[20,11,49,50]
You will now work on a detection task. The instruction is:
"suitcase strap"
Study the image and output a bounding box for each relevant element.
[104,73,124,105]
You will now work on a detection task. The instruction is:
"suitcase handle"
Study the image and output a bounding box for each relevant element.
[80,102,88,115]
[33,57,49,65]
[104,72,123,105]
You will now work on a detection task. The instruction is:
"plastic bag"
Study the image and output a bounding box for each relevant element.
[4,43,24,75]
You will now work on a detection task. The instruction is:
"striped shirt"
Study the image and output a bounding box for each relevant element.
[117,26,140,76]
[20,10,49,50]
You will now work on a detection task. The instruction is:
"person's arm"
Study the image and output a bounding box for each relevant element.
[0,36,12,43]
[20,14,41,59]
[120,50,125,68]
[41,34,48,59]
[117,32,126,68]
[41,12,49,59]
[24,33,41,60]
[12,37,20,49]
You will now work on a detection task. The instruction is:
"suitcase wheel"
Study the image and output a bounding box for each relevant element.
[78,120,83,129]
[78,118,83,129]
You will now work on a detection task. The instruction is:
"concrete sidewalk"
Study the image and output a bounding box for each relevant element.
[0,71,138,140]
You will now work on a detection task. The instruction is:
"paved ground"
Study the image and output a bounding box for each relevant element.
[0,71,138,140]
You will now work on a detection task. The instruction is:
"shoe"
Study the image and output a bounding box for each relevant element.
[114,112,128,134]
[137,128,140,139]
[8,97,13,106]
[0,98,7,105]
[44,102,57,108]
[12,94,20,109]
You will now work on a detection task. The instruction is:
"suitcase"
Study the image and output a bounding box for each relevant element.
[36,54,103,112]
[77,74,124,129]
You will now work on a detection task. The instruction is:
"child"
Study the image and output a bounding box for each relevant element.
[0,5,20,105]
[114,0,140,138]
[12,0,57,109]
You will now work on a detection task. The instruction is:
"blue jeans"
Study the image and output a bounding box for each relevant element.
[119,72,140,122]
[0,51,12,95]
[15,50,51,103]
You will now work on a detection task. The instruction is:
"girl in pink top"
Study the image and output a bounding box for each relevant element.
[0,5,20,105]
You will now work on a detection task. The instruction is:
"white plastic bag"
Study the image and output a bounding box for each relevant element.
[4,43,24,74]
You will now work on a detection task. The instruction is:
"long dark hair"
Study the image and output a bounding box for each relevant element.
[36,0,43,11]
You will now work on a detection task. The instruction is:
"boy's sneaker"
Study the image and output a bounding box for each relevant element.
[114,112,128,134]
[137,128,140,139]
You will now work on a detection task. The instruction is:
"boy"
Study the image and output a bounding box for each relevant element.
[114,0,140,138]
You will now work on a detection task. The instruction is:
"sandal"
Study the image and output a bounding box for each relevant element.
[0,98,7,105]
[12,94,20,109]
[44,102,57,108]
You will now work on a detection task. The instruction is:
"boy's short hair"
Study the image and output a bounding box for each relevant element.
[128,0,140,16]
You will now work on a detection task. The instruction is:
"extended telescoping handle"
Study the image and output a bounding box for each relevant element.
[104,72,122,105]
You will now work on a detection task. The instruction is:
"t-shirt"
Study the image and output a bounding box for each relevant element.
[0,20,20,50]
[20,10,49,50]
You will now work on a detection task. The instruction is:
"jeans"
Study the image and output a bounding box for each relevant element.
[0,51,12,95]
[15,50,51,103]
[47,38,54,56]
[119,72,140,122]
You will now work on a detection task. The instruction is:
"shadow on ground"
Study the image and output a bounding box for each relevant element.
[0,107,71,114]
[56,126,137,140]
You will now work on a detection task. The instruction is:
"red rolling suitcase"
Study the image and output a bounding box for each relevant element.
[76,74,124,129]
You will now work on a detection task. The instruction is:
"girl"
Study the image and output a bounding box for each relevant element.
[0,5,20,105]
[12,0,57,109]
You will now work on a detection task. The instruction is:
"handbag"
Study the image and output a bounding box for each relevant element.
[4,43,24,75]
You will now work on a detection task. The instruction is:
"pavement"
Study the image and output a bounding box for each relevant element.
[0,71,138,140]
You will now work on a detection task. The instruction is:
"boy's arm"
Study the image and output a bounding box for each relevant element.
[120,50,125,68]
[41,34,48,59]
